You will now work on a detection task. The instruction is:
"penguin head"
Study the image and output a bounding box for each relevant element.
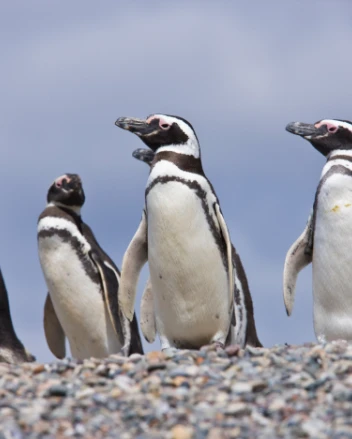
[47,174,85,209]
[132,148,155,167]
[115,114,201,158]
[286,119,352,156]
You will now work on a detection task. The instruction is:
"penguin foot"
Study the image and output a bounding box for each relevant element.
[200,341,225,353]
[162,347,178,358]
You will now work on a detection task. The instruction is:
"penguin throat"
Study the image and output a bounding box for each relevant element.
[48,201,81,215]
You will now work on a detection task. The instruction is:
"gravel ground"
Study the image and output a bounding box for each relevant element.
[1,341,352,438]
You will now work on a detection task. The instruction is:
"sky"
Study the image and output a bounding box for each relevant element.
[1,0,352,362]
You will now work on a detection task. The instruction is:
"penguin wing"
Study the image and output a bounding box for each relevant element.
[214,203,234,313]
[83,223,143,355]
[119,210,148,321]
[283,214,313,316]
[140,277,156,343]
[43,293,66,359]
[89,250,124,346]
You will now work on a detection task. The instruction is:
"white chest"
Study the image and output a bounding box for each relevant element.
[38,220,121,358]
[146,180,230,345]
[313,171,352,340]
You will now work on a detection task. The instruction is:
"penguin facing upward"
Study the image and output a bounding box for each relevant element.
[37,174,143,359]
[0,268,35,363]
[115,114,261,350]
[284,119,352,342]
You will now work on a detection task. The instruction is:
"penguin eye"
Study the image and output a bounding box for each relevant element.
[328,126,338,133]
[159,122,170,130]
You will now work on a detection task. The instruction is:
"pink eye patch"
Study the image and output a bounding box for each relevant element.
[315,121,338,133]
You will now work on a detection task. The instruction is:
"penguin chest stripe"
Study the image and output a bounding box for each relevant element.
[146,175,227,271]
[38,227,100,287]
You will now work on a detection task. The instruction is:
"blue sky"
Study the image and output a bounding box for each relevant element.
[2,0,352,362]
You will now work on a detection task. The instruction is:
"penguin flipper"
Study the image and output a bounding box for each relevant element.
[120,210,148,321]
[89,250,124,347]
[283,216,313,316]
[140,277,156,343]
[214,203,234,313]
[43,293,66,359]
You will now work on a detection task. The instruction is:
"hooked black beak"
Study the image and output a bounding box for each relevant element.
[285,122,321,138]
[132,148,155,166]
[115,117,154,136]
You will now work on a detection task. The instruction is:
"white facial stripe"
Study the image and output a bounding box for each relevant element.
[38,216,91,253]
[152,114,196,140]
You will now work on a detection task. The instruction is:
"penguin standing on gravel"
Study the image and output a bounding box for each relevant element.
[284,119,352,342]
[115,114,261,350]
[0,268,35,363]
[37,173,143,359]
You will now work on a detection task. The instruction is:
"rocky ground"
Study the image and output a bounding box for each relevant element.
[1,342,352,438]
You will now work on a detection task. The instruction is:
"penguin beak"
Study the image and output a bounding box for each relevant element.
[132,148,155,166]
[286,122,324,139]
[115,117,154,136]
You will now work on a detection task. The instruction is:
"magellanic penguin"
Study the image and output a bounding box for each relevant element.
[115,114,262,350]
[284,119,352,342]
[37,174,143,359]
[0,268,35,363]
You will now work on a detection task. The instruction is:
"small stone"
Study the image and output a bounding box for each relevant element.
[147,363,167,372]
[171,424,194,439]
[225,344,241,357]
[45,384,68,397]
[206,428,226,439]
[75,424,86,436]
[147,351,166,362]
[109,388,122,398]
[75,387,95,399]
[172,376,188,387]
[269,398,286,411]
[231,382,252,394]
[301,419,326,436]
[32,364,45,374]
[224,402,251,416]
[129,353,143,362]
[114,375,134,392]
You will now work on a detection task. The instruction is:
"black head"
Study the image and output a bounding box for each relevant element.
[286,119,352,156]
[132,148,155,167]
[115,114,200,157]
[47,174,85,207]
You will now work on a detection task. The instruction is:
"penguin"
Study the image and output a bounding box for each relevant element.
[284,119,352,342]
[115,114,262,350]
[132,148,155,167]
[37,173,143,359]
[0,268,35,363]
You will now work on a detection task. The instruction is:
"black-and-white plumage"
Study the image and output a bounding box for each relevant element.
[285,119,352,342]
[116,114,261,350]
[0,268,35,363]
[37,174,143,359]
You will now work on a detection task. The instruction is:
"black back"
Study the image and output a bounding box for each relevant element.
[0,268,35,362]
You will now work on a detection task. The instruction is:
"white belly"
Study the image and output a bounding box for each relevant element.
[313,172,352,341]
[147,181,230,347]
[38,235,121,359]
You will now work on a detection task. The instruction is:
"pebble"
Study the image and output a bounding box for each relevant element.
[0,343,351,437]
